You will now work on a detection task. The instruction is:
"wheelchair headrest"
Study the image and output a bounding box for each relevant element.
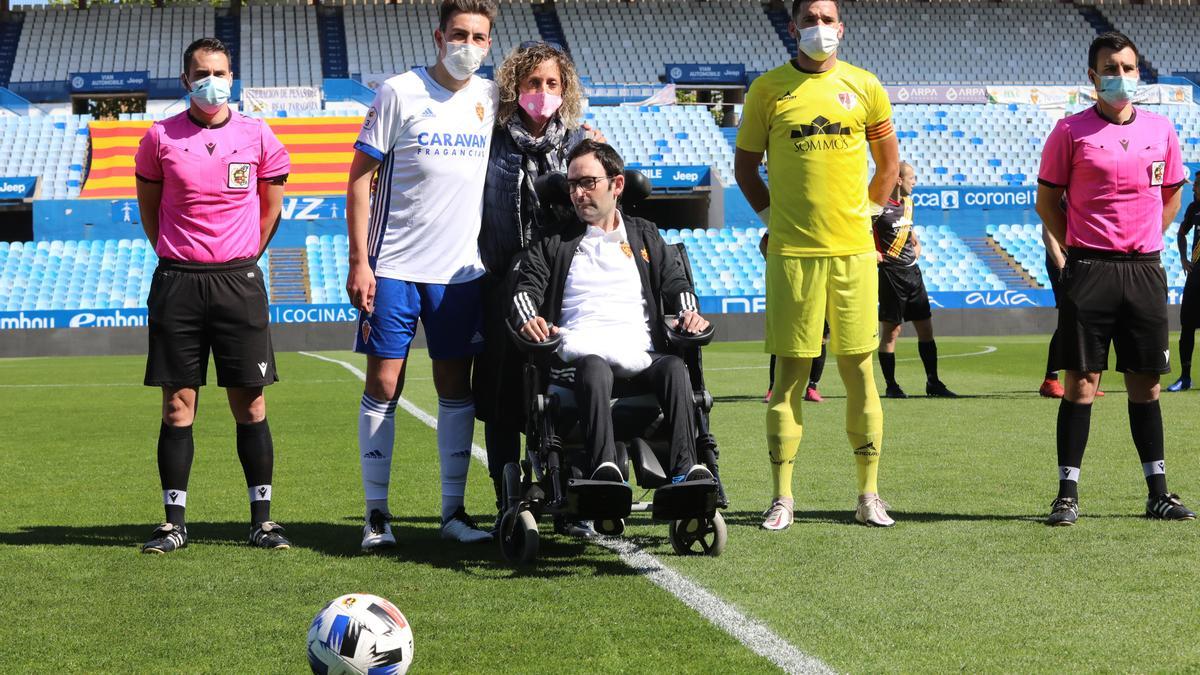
[533,169,653,210]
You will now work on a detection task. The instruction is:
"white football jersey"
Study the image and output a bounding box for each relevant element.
[355,67,497,284]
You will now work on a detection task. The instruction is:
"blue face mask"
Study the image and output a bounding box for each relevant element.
[189,75,231,114]
[1096,75,1137,109]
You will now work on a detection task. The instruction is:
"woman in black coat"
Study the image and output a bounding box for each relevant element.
[475,42,592,529]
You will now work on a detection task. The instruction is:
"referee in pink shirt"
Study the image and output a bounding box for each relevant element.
[1036,32,1194,526]
[134,38,291,553]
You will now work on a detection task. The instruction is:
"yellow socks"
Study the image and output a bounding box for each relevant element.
[838,352,884,495]
[766,356,812,500]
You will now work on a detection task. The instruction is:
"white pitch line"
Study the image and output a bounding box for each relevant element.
[706,344,998,371]
[297,352,490,462]
[0,378,364,389]
[597,537,834,674]
[299,350,831,675]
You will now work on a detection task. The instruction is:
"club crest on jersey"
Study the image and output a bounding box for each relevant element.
[227,163,251,189]
[640,247,650,262]
[620,241,633,258]
[476,102,485,121]
[1151,161,1165,186]
[837,92,858,110]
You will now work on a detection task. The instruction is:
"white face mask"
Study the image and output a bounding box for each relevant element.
[188,75,232,114]
[797,24,840,61]
[441,41,486,81]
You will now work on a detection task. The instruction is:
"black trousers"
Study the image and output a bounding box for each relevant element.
[569,353,698,479]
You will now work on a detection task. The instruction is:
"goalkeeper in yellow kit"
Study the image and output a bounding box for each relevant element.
[734,0,900,529]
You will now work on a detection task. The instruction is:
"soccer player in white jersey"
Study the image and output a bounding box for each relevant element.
[345,0,499,549]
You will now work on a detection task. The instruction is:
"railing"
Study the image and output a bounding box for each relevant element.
[0,86,32,115]
[323,77,374,107]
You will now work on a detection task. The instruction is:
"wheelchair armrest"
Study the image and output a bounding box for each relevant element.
[663,316,715,348]
[507,319,563,354]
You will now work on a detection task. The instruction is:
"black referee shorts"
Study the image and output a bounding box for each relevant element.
[1053,248,1169,375]
[145,257,278,389]
[1179,268,1200,329]
[878,264,932,325]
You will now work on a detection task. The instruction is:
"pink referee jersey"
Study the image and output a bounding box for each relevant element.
[1038,106,1185,253]
[134,111,290,263]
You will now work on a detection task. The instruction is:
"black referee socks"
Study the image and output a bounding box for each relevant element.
[878,351,897,386]
[157,422,194,527]
[1056,400,1092,500]
[918,340,939,383]
[236,420,274,524]
[1129,400,1168,496]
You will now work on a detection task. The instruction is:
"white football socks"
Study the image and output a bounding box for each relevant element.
[437,397,475,523]
[359,393,397,519]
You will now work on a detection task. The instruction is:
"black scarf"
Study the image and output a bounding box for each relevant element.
[506,115,570,248]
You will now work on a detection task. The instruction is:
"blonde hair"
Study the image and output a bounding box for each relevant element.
[495,43,583,130]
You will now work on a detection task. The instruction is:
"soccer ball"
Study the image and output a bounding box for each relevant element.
[306,593,414,674]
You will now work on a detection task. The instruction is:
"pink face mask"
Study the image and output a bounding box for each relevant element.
[518,92,563,125]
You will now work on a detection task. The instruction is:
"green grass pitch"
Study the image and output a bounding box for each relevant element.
[2,336,1199,672]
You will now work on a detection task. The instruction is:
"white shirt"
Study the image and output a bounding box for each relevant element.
[558,215,654,374]
[355,67,497,284]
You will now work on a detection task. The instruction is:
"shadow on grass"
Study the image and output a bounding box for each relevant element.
[722,509,1028,527]
[0,518,646,579]
[717,392,1083,404]
[721,509,1160,528]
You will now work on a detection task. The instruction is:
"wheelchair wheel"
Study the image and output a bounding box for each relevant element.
[668,511,727,557]
[499,509,539,564]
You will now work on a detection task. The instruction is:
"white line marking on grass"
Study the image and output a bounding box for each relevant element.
[598,536,835,674]
[299,350,831,675]
[297,352,487,463]
[707,344,998,371]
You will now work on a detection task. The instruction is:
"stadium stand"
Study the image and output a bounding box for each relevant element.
[10,5,213,84]
[341,0,542,79]
[881,103,1198,187]
[556,0,789,84]
[0,114,89,199]
[0,239,270,312]
[14,216,1200,313]
[5,0,1200,317]
[890,104,1059,186]
[989,222,1191,292]
[305,234,349,305]
[239,4,323,88]
[585,105,737,184]
[1101,1,1200,77]
[837,0,1097,85]
[908,225,1003,292]
[301,227,996,304]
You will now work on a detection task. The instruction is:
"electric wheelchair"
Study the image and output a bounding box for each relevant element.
[495,170,729,564]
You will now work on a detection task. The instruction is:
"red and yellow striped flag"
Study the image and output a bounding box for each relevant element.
[80,116,363,199]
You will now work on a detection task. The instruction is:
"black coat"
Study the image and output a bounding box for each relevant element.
[512,213,699,354]
[479,123,587,276]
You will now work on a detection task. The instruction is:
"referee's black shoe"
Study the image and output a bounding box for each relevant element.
[249,521,291,549]
[926,380,958,398]
[142,522,187,554]
[1146,493,1197,521]
[884,383,907,399]
[1046,497,1079,526]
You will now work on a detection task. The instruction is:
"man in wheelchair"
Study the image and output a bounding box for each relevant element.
[512,139,716,489]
